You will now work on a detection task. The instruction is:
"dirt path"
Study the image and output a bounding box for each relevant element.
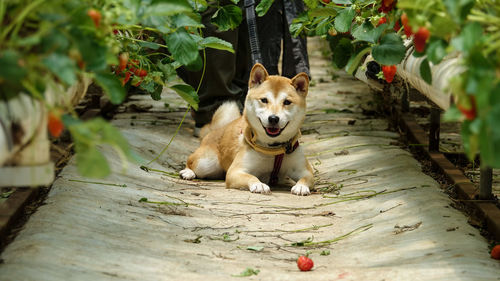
[1,38,499,281]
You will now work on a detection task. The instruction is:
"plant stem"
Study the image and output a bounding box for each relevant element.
[0,0,46,43]
[144,106,191,166]
[68,179,127,187]
[295,223,373,247]
[143,32,206,166]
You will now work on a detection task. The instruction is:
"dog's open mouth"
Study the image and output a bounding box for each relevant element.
[262,122,288,137]
[265,127,281,136]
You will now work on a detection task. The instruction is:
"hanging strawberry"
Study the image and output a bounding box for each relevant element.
[382,65,397,83]
[414,27,430,53]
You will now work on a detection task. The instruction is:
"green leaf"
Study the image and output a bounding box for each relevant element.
[462,121,479,161]
[443,0,475,24]
[150,85,163,101]
[443,105,462,122]
[165,29,200,66]
[157,62,178,82]
[0,50,27,80]
[345,47,371,75]
[315,17,331,36]
[172,13,204,29]
[232,268,260,277]
[188,0,208,12]
[75,146,111,178]
[247,246,264,252]
[332,38,353,69]
[429,15,457,38]
[66,116,135,178]
[419,58,432,84]
[138,40,162,50]
[170,84,199,110]
[451,22,482,54]
[372,33,407,65]
[146,0,192,16]
[43,53,77,86]
[334,7,355,33]
[303,0,318,9]
[352,22,386,44]
[426,39,447,64]
[211,5,242,31]
[94,72,126,104]
[256,0,274,17]
[199,37,234,53]
[70,28,108,72]
[309,6,338,17]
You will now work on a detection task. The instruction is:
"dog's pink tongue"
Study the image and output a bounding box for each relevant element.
[266,127,280,135]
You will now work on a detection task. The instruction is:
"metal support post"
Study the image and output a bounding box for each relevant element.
[429,107,440,152]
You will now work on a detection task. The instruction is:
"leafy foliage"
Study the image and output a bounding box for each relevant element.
[0,0,239,177]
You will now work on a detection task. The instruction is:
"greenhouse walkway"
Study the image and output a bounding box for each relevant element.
[1,38,500,280]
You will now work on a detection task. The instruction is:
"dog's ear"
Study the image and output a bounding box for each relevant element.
[291,72,309,96]
[249,63,269,88]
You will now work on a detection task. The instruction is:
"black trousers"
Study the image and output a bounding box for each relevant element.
[177,0,310,126]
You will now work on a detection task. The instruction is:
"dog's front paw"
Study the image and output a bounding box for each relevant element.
[249,182,271,194]
[180,168,196,180]
[291,184,311,196]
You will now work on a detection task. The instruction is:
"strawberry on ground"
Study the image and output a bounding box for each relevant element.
[491,245,500,260]
[382,65,397,83]
[48,111,64,138]
[414,27,430,53]
[297,256,314,271]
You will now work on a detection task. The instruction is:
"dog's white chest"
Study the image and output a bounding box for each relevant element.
[242,147,305,183]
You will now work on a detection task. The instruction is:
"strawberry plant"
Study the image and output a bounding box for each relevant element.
[0,0,240,178]
[293,0,500,168]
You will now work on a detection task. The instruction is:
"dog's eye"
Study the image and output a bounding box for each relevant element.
[283,99,291,105]
[260,98,268,103]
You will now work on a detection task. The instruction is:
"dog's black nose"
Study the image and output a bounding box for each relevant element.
[268,115,279,125]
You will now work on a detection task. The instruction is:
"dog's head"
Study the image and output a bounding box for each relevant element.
[244,63,309,144]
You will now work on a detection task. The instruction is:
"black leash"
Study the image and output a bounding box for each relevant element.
[244,0,262,64]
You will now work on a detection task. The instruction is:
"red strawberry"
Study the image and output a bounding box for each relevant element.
[394,19,401,32]
[48,111,64,138]
[122,71,132,86]
[134,68,148,77]
[297,256,314,271]
[322,0,331,3]
[401,13,413,37]
[118,53,129,73]
[457,96,477,121]
[491,245,500,260]
[87,9,101,27]
[377,17,387,26]
[382,65,397,83]
[414,27,430,53]
[378,0,396,12]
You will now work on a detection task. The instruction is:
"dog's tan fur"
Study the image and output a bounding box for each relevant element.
[180,63,314,195]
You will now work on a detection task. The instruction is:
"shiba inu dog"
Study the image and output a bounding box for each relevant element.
[180,63,314,195]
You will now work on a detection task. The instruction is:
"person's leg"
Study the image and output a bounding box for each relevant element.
[255,0,283,76]
[281,0,310,78]
[177,5,246,131]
